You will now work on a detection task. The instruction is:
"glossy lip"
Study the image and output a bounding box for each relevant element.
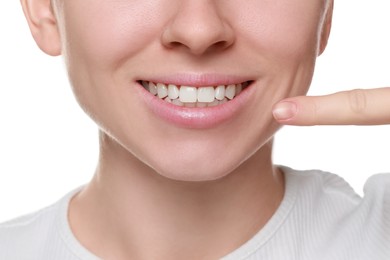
[135,74,256,129]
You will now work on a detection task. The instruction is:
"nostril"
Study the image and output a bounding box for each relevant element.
[165,39,233,56]
[167,41,185,49]
[210,40,232,51]
[160,7,235,56]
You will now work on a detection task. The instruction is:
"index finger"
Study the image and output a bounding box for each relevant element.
[272,87,390,126]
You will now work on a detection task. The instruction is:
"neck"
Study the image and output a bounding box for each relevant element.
[69,132,284,260]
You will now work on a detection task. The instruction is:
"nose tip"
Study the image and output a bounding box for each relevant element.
[162,25,235,56]
[161,3,235,56]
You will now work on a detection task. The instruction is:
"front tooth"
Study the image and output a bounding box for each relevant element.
[179,86,197,103]
[225,84,236,100]
[197,86,215,102]
[149,82,158,95]
[215,85,225,101]
[168,84,179,99]
[157,83,168,98]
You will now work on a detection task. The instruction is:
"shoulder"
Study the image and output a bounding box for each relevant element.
[360,173,390,226]
[283,167,362,205]
[0,203,60,258]
[284,167,390,216]
[291,168,390,208]
[0,187,85,260]
[363,172,390,199]
[283,167,390,259]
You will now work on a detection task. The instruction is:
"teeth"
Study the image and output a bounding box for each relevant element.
[157,83,168,98]
[208,99,219,107]
[172,98,184,106]
[215,85,225,101]
[197,86,215,102]
[148,82,158,96]
[180,86,197,103]
[141,81,149,89]
[236,83,242,95]
[225,84,236,100]
[141,81,249,107]
[196,102,208,108]
[168,84,179,99]
[184,102,196,108]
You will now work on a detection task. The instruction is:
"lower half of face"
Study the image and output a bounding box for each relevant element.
[62,0,327,181]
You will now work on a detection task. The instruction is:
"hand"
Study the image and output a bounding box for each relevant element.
[272,87,390,126]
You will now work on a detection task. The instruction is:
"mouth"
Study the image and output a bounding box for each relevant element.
[138,80,252,108]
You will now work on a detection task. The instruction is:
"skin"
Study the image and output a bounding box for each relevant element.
[20,0,389,259]
[273,87,390,125]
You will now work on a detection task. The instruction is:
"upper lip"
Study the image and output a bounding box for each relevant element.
[138,73,254,87]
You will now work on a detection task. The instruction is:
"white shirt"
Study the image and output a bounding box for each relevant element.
[1,167,389,260]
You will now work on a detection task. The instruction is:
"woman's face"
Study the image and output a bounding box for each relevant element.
[52,0,332,181]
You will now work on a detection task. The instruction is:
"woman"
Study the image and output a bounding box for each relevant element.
[1,0,389,259]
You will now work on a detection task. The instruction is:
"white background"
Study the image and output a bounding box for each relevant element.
[0,1,389,222]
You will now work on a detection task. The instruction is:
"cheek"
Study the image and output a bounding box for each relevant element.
[234,1,322,60]
[234,2,323,99]
[61,0,167,122]
[62,0,165,70]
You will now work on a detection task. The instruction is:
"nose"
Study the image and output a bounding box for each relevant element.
[161,1,235,56]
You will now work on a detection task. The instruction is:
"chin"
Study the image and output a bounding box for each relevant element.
[151,158,237,182]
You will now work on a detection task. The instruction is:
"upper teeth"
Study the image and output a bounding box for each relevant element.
[141,81,248,107]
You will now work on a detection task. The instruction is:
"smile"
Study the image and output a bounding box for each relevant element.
[139,80,251,108]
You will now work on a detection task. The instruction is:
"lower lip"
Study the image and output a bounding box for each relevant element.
[135,82,255,129]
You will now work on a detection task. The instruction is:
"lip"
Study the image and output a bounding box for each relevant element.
[135,74,256,129]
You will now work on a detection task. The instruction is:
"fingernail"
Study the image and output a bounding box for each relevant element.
[273,101,297,121]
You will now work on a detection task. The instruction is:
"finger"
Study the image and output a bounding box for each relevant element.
[272,87,390,126]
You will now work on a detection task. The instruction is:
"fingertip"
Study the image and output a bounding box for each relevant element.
[272,101,298,123]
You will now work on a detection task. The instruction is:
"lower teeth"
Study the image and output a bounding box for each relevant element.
[164,97,229,108]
